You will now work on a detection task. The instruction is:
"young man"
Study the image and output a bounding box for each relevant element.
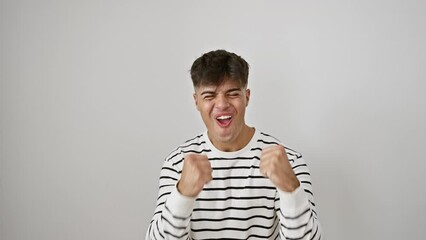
[146,50,322,240]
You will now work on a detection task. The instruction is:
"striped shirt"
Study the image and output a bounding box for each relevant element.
[146,129,322,240]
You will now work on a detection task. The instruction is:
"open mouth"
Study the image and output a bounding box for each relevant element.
[216,115,232,127]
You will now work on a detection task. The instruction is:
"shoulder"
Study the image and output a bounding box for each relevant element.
[164,133,210,164]
[256,130,303,159]
[257,131,282,144]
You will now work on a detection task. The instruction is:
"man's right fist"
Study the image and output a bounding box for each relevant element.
[177,154,212,197]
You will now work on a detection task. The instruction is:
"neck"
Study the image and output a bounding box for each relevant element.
[209,125,255,152]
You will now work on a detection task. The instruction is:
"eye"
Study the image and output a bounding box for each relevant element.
[228,92,241,97]
[203,95,214,100]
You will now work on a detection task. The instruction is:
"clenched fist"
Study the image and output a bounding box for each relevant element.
[259,145,300,192]
[177,154,212,197]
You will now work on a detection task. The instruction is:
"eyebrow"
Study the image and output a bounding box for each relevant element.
[226,88,242,93]
[200,88,242,95]
[200,90,216,95]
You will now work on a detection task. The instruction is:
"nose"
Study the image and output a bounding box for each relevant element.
[215,94,230,109]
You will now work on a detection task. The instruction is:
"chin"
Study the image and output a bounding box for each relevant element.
[208,124,238,142]
[214,130,236,143]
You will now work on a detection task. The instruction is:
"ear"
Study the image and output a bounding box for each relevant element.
[245,88,251,107]
[193,92,200,111]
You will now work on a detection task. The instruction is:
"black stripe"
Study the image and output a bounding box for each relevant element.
[310,224,320,240]
[191,219,277,232]
[185,134,203,143]
[209,156,260,161]
[296,172,310,177]
[304,188,314,196]
[212,165,259,170]
[182,149,211,154]
[196,195,275,202]
[159,184,174,189]
[165,204,190,220]
[157,192,170,201]
[260,132,281,142]
[292,154,303,159]
[166,141,208,162]
[301,180,312,186]
[164,229,188,239]
[255,140,302,157]
[251,146,301,159]
[155,219,164,239]
[166,151,181,161]
[312,208,317,216]
[181,141,206,149]
[274,231,280,240]
[212,175,265,181]
[191,214,275,222]
[161,215,186,230]
[257,139,280,145]
[159,176,178,181]
[171,150,212,166]
[172,158,184,166]
[280,207,310,220]
[153,209,162,216]
[287,151,301,158]
[284,146,299,154]
[147,224,152,237]
[292,164,307,170]
[194,205,275,212]
[203,186,276,191]
[192,223,279,240]
[280,216,310,230]
[161,166,178,173]
[260,132,273,137]
[286,227,313,240]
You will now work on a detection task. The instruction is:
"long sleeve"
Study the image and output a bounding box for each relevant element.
[146,151,195,240]
[276,155,322,240]
[147,132,323,239]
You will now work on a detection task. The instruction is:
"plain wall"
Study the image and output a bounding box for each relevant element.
[1,1,425,239]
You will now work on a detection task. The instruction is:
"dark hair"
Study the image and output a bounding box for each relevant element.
[190,49,249,88]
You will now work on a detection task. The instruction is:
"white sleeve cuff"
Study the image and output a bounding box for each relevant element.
[278,186,310,214]
[165,185,196,218]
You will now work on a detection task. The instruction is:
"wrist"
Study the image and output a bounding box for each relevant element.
[277,179,300,193]
[164,185,196,218]
[177,180,197,197]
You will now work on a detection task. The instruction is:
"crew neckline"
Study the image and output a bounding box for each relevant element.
[203,128,259,158]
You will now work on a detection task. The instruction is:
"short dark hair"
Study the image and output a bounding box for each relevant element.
[190,49,249,88]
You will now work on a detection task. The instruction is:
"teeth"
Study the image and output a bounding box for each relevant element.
[217,115,231,120]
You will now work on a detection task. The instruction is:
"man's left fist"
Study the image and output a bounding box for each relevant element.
[259,145,300,192]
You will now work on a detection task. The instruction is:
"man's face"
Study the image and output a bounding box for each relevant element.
[193,79,251,150]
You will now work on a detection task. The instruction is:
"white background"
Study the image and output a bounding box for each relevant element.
[1,1,425,239]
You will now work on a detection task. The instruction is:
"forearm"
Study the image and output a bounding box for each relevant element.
[277,187,322,240]
[146,186,195,240]
[277,154,322,240]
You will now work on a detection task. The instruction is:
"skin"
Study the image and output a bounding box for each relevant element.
[259,145,300,192]
[177,78,300,197]
[193,79,253,152]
